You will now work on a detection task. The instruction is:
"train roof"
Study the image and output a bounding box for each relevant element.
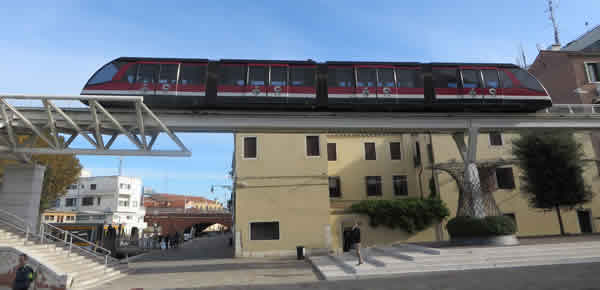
[115,57,209,63]
[220,59,317,64]
[430,62,520,68]
[326,61,420,66]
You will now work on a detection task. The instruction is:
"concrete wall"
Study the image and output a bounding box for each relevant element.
[0,164,45,231]
[234,133,330,257]
[0,247,67,290]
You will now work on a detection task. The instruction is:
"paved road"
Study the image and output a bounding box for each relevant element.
[97,234,318,290]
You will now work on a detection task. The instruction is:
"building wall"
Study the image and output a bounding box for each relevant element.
[234,133,330,257]
[529,51,579,104]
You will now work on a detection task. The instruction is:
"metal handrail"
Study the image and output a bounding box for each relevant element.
[0,208,32,244]
[541,104,600,115]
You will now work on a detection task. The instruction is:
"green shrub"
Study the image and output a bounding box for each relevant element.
[349,198,450,234]
[446,216,516,238]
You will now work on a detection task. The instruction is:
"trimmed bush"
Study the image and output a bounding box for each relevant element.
[446,216,516,238]
[349,198,450,234]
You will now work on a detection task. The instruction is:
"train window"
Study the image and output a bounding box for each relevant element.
[158,64,178,85]
[120,64,138,84]
[290,67,315,87]
[482,70,499,88]
[499,70,513,89]
[219,65,246,86]
[270,66,287,86]
[461,70,481,89]
[249,66,266,86]
[328,67,355,88]
[88,62,122,85]
[510,69,545,92]
[433,69,458,88]
[397,69,423,88]
[179,64,207,85]
[136,63,160,84]
[377,68,395,87]
[357,68,377,87]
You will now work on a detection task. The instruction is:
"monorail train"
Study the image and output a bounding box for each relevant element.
[82,57,552,112]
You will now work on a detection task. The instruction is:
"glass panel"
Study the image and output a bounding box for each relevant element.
[158,64,178,85]
[482,70,499,88]
[179,64,207,85]
[393,176,408,196]
[219,65,246,86]
[365,142,376,160]
[88,62,122,85]
[377,68,395,87]
[357,68,377,87]
[397,69,423,88]
[118,63,138,84]
[290,67,315,87]
[462,70,481,88]
[270,66,287,86]
[433,69,458,88]
[500,70,513,88]
[249,66,266,86]
[136,64,160,84]
[328,67,355,88]
[588,63,600,82]
[510,69,545,92]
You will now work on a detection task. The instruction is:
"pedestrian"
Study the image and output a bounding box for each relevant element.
[174,232,180,249]
[165,235,170,250]
[160,237,166,251]
[351,221,364,265]
[12,253,35,290]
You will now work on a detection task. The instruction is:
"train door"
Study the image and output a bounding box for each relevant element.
[395,67,425,105]
[432,67,460,105]
[356,66,377,103]
[132,62,160,96]
[376,67,396,104]
[289,65,317,105]
[481,69,502,105]
[247,64,268,100]
[327,66,356,105]
[156,62,180,107]
[269,64,288,103]
[217,63,247,101]
[459,67,484,104]
[177,63,208,106]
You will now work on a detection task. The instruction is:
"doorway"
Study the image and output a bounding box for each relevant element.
[577,210,593,233]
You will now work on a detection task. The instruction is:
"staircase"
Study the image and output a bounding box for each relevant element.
[309,241,600,280]
[0,209,132,289]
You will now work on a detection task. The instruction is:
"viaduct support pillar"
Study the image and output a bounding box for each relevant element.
[0,164,46,231]
[452,127,486,218]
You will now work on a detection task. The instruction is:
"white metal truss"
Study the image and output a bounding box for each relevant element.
[0,94,190,160]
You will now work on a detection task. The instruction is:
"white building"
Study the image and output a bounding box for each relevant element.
[54,175,147,236]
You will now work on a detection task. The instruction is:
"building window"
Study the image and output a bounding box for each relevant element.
[329,177,341,198]
[119,200,130,207]
[489,132,503,146]
[306,136,320,157]
[366,176,382,196]
[77,216,90,221]
[364,142,376,160]
[127,184,131,190]
[243,137,257,159]
[250,222,279,240]
[66,198,76,207]
[44,215,53,221]
[97,197,101,205]
[80,184,84,189]
[68,184,77,190]
[55,199,61,208]
[90,184,97,190]
[586,63,600,83]
[414,141,422,167]
[132,201,138,208]
[393,175,408,196]
[390,142,402,160]
[66,216,74,221]
[327,143,337,161]
[82,197,94,206]
[127,216,132,220]
[504,213,517,230]
[496,167,516,189]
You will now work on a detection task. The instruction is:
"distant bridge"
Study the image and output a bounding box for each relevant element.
[144,207,232,235]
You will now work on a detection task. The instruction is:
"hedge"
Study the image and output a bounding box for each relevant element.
[349,198,450,234]
[446,216,516,238]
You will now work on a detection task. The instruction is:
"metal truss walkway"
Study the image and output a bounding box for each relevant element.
[2,94,600,159]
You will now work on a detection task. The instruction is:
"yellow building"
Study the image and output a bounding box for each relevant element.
[41,211,77,224]
[232,132,600,257]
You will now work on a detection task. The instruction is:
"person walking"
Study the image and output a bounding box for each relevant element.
[351,221,364,265]
[12,254,35,290]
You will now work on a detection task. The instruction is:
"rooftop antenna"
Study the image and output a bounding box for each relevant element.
[547,0,561,45]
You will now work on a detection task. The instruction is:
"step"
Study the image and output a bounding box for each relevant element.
[74,270,127,289]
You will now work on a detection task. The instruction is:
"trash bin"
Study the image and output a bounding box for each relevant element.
[296,246,305,260]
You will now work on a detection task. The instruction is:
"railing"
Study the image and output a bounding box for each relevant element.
[39,222,118,270]
[0,208,118,271]
[541,104,600,115]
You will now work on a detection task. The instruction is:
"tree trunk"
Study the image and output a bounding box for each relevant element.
[555,205,565,235]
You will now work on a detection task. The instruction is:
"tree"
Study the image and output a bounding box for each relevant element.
[512,131,593,235]
[0,135,82,213]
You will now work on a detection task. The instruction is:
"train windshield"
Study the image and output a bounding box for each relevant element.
[87,61,128,85]
[510,69,546,93]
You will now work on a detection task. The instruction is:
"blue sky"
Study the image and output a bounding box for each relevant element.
[1,0,599,204]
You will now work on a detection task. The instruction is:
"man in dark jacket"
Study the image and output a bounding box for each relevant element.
[12,254,35,290]
[351,221,364,265]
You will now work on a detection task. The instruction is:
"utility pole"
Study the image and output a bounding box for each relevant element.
[548,0,560,45]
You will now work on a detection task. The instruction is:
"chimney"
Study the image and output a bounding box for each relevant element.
[551,44,561,51]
